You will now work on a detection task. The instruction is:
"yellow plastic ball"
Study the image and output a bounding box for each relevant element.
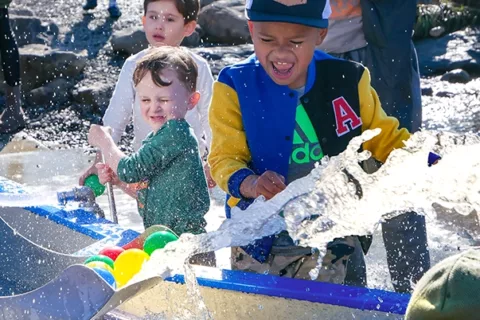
[113,249,149,288]
[85,261,114,274]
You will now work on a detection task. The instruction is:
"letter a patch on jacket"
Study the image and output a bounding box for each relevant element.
[332,96,362,136]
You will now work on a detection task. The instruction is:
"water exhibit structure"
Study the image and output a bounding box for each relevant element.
[0,129,478,319]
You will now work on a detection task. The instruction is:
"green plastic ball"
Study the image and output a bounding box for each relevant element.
[84,174,106,197]
[84,255,115,269]
[143,231,178,256]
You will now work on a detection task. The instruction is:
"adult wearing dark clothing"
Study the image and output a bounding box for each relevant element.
[318,0,429,293]
[0,0,25,135]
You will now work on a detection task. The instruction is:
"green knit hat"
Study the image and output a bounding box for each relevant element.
[405,248,480,320]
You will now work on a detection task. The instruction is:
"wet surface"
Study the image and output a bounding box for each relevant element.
[0,148,143,231]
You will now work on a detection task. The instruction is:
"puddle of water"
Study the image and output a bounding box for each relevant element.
[0,148,144,232]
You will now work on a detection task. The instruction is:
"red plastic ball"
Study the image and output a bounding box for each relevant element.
[99,246,125,262]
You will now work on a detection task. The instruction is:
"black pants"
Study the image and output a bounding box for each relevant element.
[0,8,20,87]
[345,212,430,293]
[381,212,430,293]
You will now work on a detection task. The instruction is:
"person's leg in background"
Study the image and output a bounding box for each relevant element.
[0,7,25,136]
[332,45,430,292]
[379,42,429,293]
[409,42,423,133]
[381,212,430,293]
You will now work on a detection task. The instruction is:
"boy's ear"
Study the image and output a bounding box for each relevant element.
[188,91,201,109]
[247,21,254,38]
[316,28,328,46]
[183,21,197,38]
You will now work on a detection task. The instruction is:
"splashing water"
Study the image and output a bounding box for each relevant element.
[131,128,480,308]
[0,192,58,208]
[282,129,480,278]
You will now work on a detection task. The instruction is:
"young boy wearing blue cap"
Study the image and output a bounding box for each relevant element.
[208,0,411,283]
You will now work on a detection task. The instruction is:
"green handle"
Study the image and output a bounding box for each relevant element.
[84,174,106,197]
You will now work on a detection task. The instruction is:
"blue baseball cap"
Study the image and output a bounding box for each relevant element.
[245,0,331,29]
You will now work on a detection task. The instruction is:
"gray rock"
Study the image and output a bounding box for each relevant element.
[10,15,59,47]
[72,84,113,114]
[25,78,74,106]
[110,26,149,56]
[436,91,455,98]
[191,44,254,75]
[111,24,204,54]
[421,86,434,96]
[0,44,87,93]
[429,26,445,38]
[181,25,203,48]
[200,0,218,7]
[9,8,35,16]
[416,29,480,76]
[440,69,471,83]
[198,0,250,45]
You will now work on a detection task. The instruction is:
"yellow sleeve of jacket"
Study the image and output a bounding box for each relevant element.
[359,68,411,163]
[208,81,253,195]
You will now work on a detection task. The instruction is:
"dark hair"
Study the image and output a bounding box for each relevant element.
[133,46,198,92]
[143,0,200,23]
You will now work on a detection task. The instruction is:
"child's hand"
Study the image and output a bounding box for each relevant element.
[79,162,98,186]
[240,170,286,200]
[95,163,119,185]
[203,163,216,188]
[88,125,112,148]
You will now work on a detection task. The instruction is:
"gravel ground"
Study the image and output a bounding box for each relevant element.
[8,0,480,153]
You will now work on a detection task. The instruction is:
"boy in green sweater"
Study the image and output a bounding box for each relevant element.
[88,46,210,236]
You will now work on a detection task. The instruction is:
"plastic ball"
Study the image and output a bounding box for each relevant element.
[84,174,106,197]
[114,249,149,288]
[85,261,114,274]
[99,246,125,261]
[92,267,116,289]
[143,231,178,256]
[84,255,115,269]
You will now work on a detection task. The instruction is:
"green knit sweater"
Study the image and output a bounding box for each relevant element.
[117,119,210,235]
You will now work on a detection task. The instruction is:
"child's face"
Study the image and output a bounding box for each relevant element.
[248,21,327,89]
[136,69,200,133]
[142,0,196,47]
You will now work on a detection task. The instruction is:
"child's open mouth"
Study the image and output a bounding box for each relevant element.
[150,115,166,123]
[272,61,294,80]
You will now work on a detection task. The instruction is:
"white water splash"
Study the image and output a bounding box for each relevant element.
[133,129,480,291]
[0,192,58,208]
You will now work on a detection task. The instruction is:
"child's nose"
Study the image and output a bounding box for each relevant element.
[155,21,164,30]
[276,44,292,55]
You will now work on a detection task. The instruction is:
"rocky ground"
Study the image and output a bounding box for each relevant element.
[2,0,480,153]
